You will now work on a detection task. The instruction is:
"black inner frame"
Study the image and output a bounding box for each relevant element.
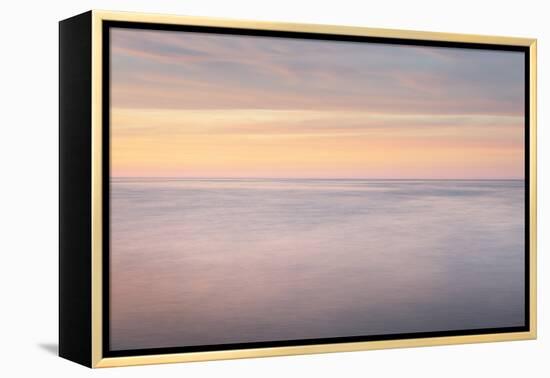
[102,20,531,358]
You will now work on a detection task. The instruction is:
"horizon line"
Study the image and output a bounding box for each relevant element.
[110,176,525,181]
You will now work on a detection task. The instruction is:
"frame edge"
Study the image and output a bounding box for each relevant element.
[59,10,93,368]
[94,331,536,368]
[91,9,104,369]
[528,39,537,340]
[92,9,536,46]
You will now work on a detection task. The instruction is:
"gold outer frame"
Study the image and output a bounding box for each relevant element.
[90,10,537,368]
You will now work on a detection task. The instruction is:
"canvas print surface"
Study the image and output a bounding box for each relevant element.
[108,27,526,351]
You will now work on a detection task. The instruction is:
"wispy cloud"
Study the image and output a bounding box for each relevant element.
[111,29,524,115]
[110,28,525,179]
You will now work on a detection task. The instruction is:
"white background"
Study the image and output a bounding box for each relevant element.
[0,0,547,376]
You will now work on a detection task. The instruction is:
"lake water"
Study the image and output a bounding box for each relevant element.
[109,178,525,351]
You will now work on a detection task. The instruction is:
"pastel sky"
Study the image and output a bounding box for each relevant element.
[110,28,525,179]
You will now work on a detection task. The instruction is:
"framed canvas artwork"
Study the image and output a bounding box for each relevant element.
[59,10,537,368]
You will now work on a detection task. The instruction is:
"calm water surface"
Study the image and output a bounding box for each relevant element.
[110,179,525,350]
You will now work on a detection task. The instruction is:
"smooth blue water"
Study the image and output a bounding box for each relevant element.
[110,178,525,350]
